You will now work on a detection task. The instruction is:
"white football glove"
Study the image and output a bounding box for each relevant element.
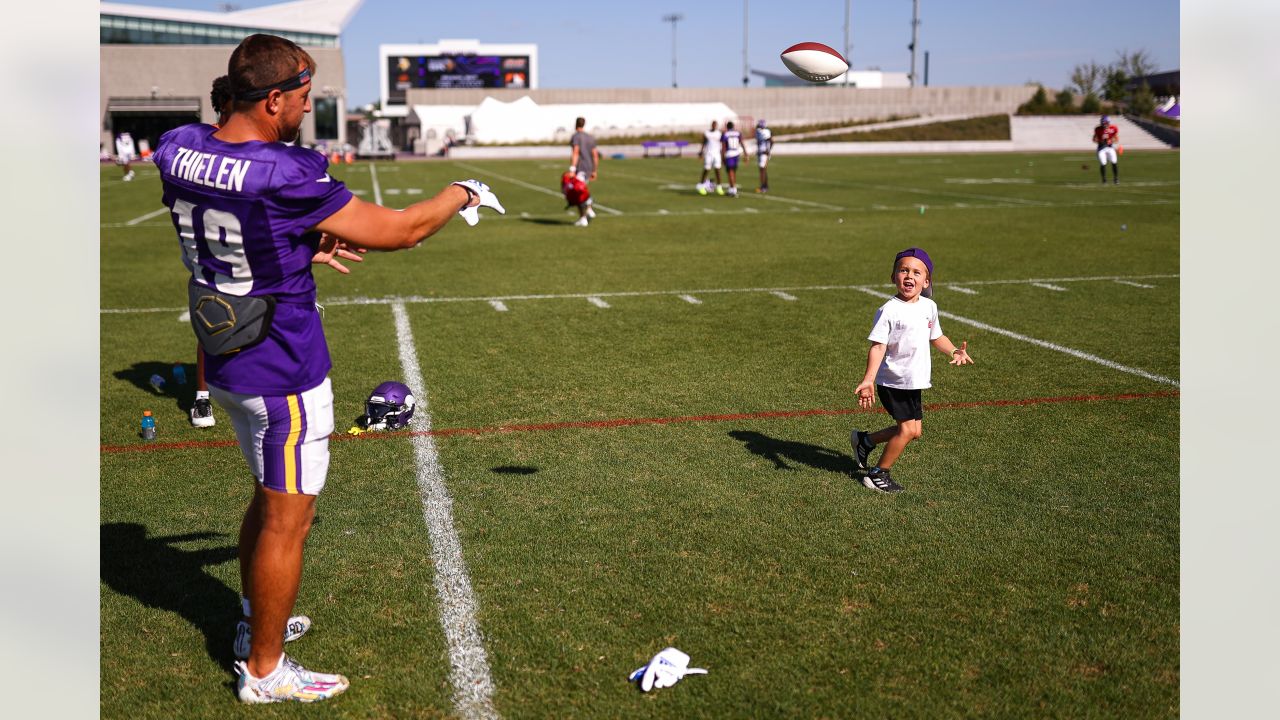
[452,179,506,226]
[628,647,707,692]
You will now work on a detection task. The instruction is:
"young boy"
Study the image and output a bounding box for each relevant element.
[851,247,973,493]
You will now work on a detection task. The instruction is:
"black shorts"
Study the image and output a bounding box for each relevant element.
[877,385,923,421]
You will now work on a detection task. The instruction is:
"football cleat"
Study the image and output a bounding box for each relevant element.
[234,615,312,660]
[235,654,348,704]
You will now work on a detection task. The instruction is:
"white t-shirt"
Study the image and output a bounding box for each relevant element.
[867,295,942,390]
[703,129,722,158]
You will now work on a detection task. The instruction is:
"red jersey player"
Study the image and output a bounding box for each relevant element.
[1092,115,1120,184]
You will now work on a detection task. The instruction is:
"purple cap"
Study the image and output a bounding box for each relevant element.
[895,247,933,275]
[757,119,766,127]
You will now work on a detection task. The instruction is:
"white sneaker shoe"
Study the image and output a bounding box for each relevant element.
[233,615,312,659]
[573,216,589,227]
[190,397,215,428]
[123,171,135,182]
[235,654,348,704]
[585,206,596,219]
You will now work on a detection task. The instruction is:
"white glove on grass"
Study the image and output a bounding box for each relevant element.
[452,179,506,226]
[628,647,707,692]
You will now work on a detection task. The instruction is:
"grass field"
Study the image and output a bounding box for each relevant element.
[100,148,1179,718]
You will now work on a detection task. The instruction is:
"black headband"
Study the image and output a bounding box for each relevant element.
[234,68,311,102]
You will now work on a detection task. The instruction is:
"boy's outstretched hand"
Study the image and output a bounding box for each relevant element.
[949,341,974,366]
[854,380,876,409]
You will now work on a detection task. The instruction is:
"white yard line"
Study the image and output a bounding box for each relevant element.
[1031,282,1068,292]
[369,163,384,206]
[453,161,623,215]
[391,302,500,720]
[771,291,797,301]
[947,286,978,295]
[587,296,610,308]
[488,300,509,312]
[679,294,702,305]
[1113,279,1155,288]
[100,274,1180,315]
[126,207,169,226]
[851,287,1179,387]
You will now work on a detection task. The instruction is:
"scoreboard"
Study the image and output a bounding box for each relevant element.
[387,54,530,103]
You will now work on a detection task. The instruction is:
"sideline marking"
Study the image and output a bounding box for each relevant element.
[587,296,610,309]
[453,161,623,215]
[100,274,1181,315]
[369,163,384,206]
[851,287,1178,387]
[126,207,169,226]
[100,390,1178,453]
[392,302,499,720]
[1031,282,1068,292]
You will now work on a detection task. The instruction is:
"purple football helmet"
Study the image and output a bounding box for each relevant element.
[365,381,416,430]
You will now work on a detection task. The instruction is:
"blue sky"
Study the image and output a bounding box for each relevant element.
[112,0,1180,107]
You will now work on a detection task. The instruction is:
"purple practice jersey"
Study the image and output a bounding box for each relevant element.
[154,124,353,396]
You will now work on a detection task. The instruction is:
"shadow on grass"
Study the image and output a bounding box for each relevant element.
[728,430,858,477]
[491,465,539,475]
[113,361,197,416]
[100,523,240,672]
[518,217,576,226]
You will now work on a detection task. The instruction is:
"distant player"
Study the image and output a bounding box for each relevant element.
[568,117,599,227]
[561,170,590,217]
[1093,115,1120,185]
[849,248,973,493]
[721,121,745,197]
[696,120,724,196]
[115,131,137,181]
[755,119,772,193]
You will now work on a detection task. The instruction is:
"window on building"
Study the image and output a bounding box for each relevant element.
[313,97,338,141]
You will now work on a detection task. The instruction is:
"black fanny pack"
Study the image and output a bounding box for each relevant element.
[187,281,276,356]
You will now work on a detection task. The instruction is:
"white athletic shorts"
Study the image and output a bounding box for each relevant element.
[703,152,723,170]
[210,377,334,496]
[758,152,769,169]
[1097,147,1118,165]
[116,153,136,165]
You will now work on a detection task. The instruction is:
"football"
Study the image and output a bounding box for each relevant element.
[780,42,849,83]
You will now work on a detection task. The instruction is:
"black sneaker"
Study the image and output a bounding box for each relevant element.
[850,430,875,471]
[190,397,215,428]
[863,467,903,493]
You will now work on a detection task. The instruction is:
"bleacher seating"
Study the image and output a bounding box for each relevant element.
[642,140,689,158]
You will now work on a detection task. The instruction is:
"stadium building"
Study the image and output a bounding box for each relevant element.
[100,0,365,154]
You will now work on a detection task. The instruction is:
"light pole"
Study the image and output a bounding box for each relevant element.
[742,0,749,87]
[908,0,920,87]
[843,0,851,86]
[662,13,684,89]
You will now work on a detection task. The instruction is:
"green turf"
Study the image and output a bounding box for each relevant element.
[101,148,1178,718]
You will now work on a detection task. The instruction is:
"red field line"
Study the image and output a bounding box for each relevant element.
[101,390,1178,454]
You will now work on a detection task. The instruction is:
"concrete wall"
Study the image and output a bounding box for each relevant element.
[404,85,1039,128]
[100,45,347,149]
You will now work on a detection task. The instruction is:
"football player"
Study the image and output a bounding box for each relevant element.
[755,119,772,193]
[155,34,503,704]
[721,121,746,197]
[1092,115,1120,185]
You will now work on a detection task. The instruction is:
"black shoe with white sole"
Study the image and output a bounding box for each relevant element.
[850,430,875,471]
[862,467,903,493]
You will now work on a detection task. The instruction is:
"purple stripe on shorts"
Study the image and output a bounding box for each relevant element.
[293,394,308,492]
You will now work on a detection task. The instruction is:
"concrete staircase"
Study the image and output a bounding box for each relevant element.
[1010,116,1170,151]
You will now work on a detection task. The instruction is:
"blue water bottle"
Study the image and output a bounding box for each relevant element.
[141,410,157,441]
[149,373,166,393]
[172,364,187,385]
